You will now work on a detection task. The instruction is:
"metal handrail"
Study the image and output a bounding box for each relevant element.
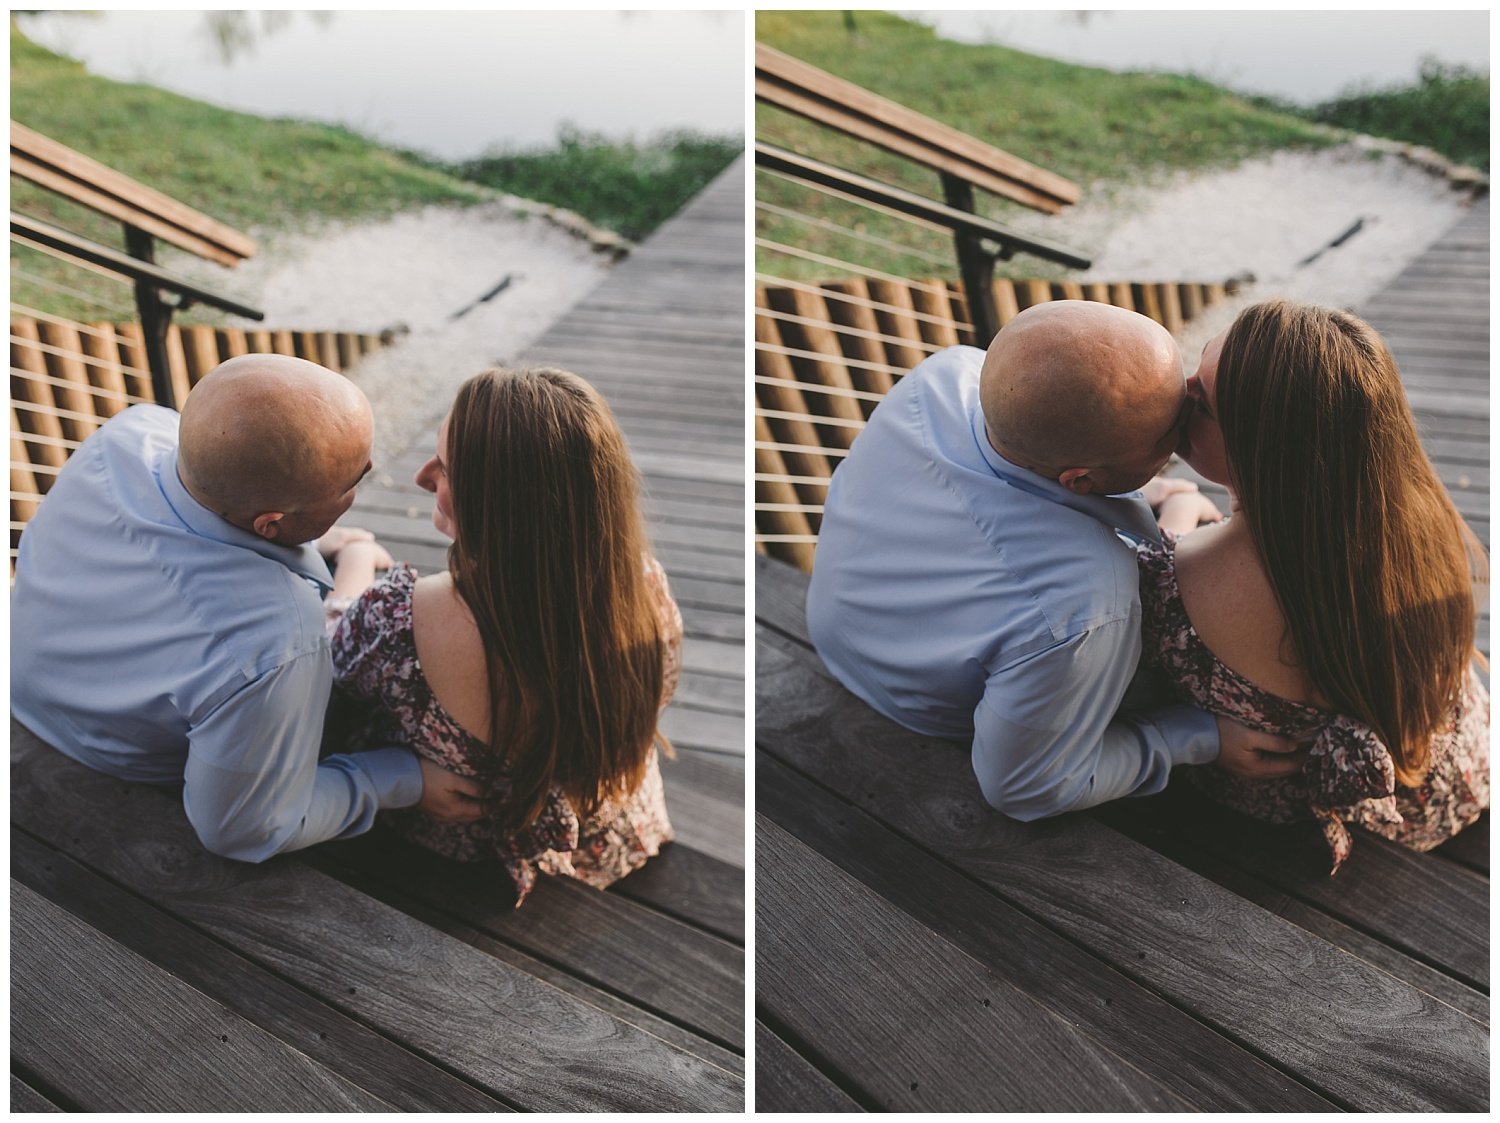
[11,212,264,407]
[756,143,1093,345]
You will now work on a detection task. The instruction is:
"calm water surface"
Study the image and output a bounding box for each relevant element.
[900,10,1489,104]
[16,10,745,160]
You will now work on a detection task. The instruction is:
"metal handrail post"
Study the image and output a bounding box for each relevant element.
[940,173,1002,347]
[122,224,178,409]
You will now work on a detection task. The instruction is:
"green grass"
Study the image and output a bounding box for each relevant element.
[1267,60,1489,173]
[432,127,742,244]
[11,26,487,320]
[755,10,1335,281]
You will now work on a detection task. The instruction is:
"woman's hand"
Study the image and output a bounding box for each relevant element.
[1140,475,1199,508]
[328,539,395,602]
[1157,492,1225,536]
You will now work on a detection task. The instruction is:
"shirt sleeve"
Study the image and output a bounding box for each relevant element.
[182,649,424,861]
[970,617,1220,821]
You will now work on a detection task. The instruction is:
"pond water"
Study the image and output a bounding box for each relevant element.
[15,10,745,160]
[899,10,1489,105]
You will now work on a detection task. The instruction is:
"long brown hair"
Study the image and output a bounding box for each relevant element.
[1216,300,1487,785]
[445,367,668,827]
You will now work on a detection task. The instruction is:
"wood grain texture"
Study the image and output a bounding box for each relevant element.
[10,723,742,1112]
[757,817,1188,1112]
[12,829,511,1112]
[9,1074,62,1113]
[13,881,392,1112]
[758,751,1335,1110]
[754,1021,864,1113]
[313,828,745,1049]
[752,576,1489,1111]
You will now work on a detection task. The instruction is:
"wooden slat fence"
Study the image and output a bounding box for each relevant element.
[10,320,394,560]
[754,276,1240,569]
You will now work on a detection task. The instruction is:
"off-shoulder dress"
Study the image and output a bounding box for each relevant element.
[328,559,682,904]
[1137,532,1488,871]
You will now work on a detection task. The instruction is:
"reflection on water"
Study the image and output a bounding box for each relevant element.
[899,10,1488,104]
[16,10,744,160]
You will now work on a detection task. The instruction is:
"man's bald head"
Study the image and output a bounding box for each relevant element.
[177,354,372,542]
[980,301,1185,494]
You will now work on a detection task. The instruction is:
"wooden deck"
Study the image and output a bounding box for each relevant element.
[11,161,745,1111]
[754,200,1489,1111]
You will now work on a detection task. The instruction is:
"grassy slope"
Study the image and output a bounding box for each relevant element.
[755,11,1334,281]
[6,30,470,318]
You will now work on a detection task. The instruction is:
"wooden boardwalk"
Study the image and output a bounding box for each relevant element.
[12,161,745,1112]
[754,200,1489,1111]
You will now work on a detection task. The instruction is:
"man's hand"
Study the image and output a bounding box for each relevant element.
[1140,475,1199,509]
[1157,491,1225,536]
[317,526,376,559]
[417,758,488,822]
[1215,716,1309,779]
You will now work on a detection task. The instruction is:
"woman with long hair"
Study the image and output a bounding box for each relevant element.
[326,366,680,903]
[1138,299,1488,869]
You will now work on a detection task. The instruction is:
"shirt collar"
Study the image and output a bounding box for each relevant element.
[969,401,1163,546]
[157,448,334,591]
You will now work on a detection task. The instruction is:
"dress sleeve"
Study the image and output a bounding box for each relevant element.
[646,556,684,709]
[329,564,416,704]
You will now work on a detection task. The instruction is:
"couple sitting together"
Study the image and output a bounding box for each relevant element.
[12,356,679,905]
[808,298,1488,867]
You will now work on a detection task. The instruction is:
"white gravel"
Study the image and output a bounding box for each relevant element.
[179,200,613,464]
[1008,141,1479,365]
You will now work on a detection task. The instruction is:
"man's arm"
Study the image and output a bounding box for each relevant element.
[182,649,424,861]
[970,619,1219,820]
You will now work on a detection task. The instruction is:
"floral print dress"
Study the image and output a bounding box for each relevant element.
[1137,533,1489,872]
[327,559,681,904]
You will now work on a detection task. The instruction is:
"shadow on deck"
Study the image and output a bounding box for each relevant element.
[11,161,746,1112]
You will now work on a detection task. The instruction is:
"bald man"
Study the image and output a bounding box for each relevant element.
[806,302,1297,821]
[12,355,484,861]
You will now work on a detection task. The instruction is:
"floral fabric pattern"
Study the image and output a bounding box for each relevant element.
[327,560,681,904]
[1137,532,1488,872]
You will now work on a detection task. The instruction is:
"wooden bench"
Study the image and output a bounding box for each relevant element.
[755,43,1080,215]
[755,553,1487,1112]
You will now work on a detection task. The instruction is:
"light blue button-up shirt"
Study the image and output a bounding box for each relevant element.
[806,346,1218,819]
[11,405,423,859]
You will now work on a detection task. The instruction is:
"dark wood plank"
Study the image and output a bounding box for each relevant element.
[612,842,744,943]
[1434,811,1489,875]
[754,1020,865,1113]
[13,881,393,1112]
[11,829,512,1112]
[758,751,1336,1109]
[10,724,743,1112]
[756,817,1188,1111]
[312,828,745,1050]
[9,1074,62,1113]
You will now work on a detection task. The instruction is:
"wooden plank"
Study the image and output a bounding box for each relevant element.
[12,829,510,1112]
[12,121,256,261]
[759,751,1337,1110]
[313,829,744,1049]
[13,881,392,1111]
[1434,811,1488,875]
[755,1021,865,1113]
[753,562,1489,1111]
[757,817,1187,1111]
[10,723,744,1112]
[611,843,744,943]
[9,1075,62,1113]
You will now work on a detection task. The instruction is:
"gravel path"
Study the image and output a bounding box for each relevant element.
[1009,141,1481,366]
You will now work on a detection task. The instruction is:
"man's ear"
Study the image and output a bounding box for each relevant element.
[1057,468,1095,496]
[251,512,286,541]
